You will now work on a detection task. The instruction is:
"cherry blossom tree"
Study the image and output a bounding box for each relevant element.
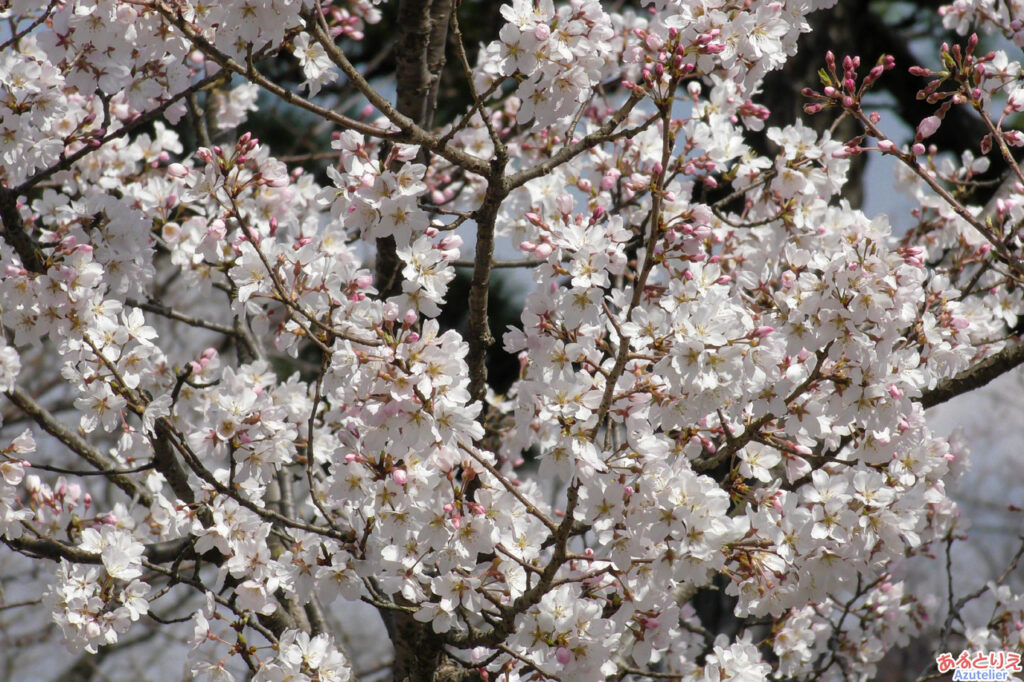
[2,0,1024,680]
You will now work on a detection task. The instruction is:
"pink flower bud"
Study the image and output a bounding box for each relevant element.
[403,309,418,326]
[439,235,463,250]
[392,468,407,485]
[167,162,189,178]
[690,204,713,225]
[555,193,574,215]
[207,219,226,240]
[917,115,941,139]
[555,648,571,665]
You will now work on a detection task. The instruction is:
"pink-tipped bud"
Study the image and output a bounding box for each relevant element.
[555,193,574,215]
[917,115,941,140]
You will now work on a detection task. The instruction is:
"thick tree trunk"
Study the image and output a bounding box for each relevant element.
[383,610,445,682]
[376,0,452,298]
[373,2,459,678]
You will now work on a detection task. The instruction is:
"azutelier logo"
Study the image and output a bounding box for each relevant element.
[936,651,1022,681]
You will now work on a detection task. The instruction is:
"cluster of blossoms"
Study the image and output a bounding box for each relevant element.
[2,0,1024,680]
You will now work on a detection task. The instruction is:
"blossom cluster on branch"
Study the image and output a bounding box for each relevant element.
[2,0,1024,680]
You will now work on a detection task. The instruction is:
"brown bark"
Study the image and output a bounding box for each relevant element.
[0,188,46,274]
[373,3,474,679]
[920,339,1024,409]
[376,0,453,297]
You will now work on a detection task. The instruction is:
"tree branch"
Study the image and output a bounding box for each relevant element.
[5,386,152,506]
[919,339,1024,408]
